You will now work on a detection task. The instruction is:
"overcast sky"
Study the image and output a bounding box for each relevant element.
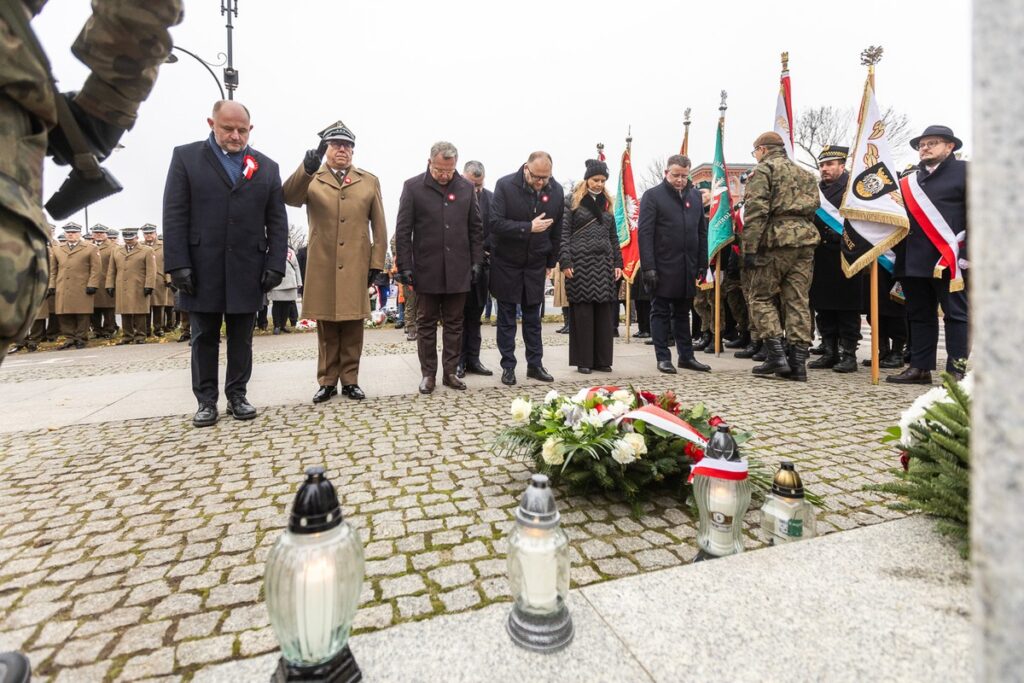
[35,0,972,236]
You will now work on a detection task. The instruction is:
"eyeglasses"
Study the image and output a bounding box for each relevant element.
[916,139,948,150]
[430,165,456,177]
[526,168,551,183]
[750,147,763,158]
[327,141,353,150]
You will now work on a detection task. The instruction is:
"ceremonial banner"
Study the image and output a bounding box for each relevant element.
[613,143,641,283]
[816,190,896,273]
[774,53,795,158]
[839,75,909,277]
[707,109,735,270]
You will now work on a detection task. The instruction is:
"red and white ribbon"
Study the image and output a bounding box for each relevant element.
[901,173,963,291]
[688,457,748,482]
[616,405,706,446]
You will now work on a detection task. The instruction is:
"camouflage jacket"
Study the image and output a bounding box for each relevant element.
[740,147,820,253]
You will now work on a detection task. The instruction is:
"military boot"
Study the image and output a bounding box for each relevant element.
[752,337,790,376]
[724,331,750,349]
[807,337,838,369]
[880,342,906,369]
[692,331,712,352]
[734,339,762,359]
[833,338,859,373]
[783,344,809,381]
[751,341,768,362]
[809,339,827,356]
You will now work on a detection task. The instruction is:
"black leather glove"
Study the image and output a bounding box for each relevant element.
[261,269,284,292]
[85,286,96,295]
[46,92,126,166]
[471,263,483,284]
[105,288,115,298]
[304,140,328,175]
[170,268,195,297]
[642,269,658,292]
[47,287,56,297]
[396,270,414,286]
[143,287,153,296]
[743,254,757,269]
[367,268,382,287]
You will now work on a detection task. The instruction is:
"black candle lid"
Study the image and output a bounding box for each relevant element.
[288,466,344,534]
[706,424,740,462]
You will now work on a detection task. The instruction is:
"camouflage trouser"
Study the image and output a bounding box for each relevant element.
[741,268,760,340]
[747,246,814,346]
[0,213,49,364]
[693,287,720,333]
[723,270,748,334]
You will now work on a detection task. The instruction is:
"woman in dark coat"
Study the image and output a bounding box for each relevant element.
[559,159,622,373]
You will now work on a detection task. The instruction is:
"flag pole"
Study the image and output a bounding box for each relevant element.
[713,93,728,356]
[623,132,633,344]
[681,107,691,155]
[861,46,883,385]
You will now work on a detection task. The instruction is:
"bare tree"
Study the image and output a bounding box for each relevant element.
[287,223,308,250]
[638,156,665,194]
[794,105,914,169]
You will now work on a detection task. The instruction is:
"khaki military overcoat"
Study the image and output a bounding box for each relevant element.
[282,164,387,321]
[93,241,116,308]
[147,240,172,306]
[106,245,156,315]
[49,242,100,314]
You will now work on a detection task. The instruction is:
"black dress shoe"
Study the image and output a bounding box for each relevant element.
[501,368,517,386]
[635,331,650,339]
[58,340,77,350]
[419,376,436,394]
[678,357,711,372]
[193,403,218,427]
[885,367,933,385]
[281,327,292,333]
[74,341,86,349]
[692,331,712,351]
[455,363,466,379]
[465,361,493,376]
[226,396,257,420]
[577,367,592,374]
[644,339,655,345]
[312,385,338,403]
[526,365,554,382]
[657,360,678,374]
[177,333,191,343]
[342,384,366,400]
[594,366,612,372]
[555,325,569,334]
[443,374,467,390]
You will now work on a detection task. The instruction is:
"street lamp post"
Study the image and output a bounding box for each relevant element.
[221,0,239,99]
[166,47,226,100]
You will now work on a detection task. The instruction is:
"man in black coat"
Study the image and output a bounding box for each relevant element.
[638,155,710,374]
[808,145,864,373]
[163,101,288,426]
[395,142,483,394]
[457,160,494,378]
[489,152,564,385]
[888,125,969,385]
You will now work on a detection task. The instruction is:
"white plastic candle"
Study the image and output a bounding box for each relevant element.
[518,527,558,611]
[297,554,335,659]
[707,479,738,555]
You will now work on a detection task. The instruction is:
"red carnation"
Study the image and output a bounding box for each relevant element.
[639,391,657,405]
[899,451,910,472]
[709,416,725,428]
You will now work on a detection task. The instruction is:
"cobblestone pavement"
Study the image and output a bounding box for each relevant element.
[0,353,931,682]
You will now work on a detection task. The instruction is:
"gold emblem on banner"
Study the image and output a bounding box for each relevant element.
[853,162,897,201]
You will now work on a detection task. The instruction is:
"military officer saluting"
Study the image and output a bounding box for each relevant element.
[106,228,156,344]
[49,222,101,349]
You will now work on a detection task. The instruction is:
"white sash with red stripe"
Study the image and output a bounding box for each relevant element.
[900,173,964,292]
[689,458,749,482]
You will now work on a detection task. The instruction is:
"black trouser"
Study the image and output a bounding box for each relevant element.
[460,295,485,366]
[190,311,256,405]
[635,299,651,334]
[417,292,467,377]
[496,299,543,370]
[814,309,862,341]
[651,296,694,362]
[902,275,969,372]
[91,307,117,336]
[569,302,614,369]
[256,305,268,330]
[271,301,294,328]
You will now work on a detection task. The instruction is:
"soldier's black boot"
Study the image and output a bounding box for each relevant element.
[692,331,712,352]
[833,339,859,373]
[784,344,809,381]
[880,342,906,369]
[735,338,761,359]
[724,331,750,349]
[807,337,838,369]
[751,340,768,362]
[753,337,790,376]
[809,338,827,356]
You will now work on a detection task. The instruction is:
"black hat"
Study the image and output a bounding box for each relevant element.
[141,223,157,234]
[62,222,82,233]
[584,158,609,180]
[910,125,962,151]
[318,120,355,145]
[817,145,849,163]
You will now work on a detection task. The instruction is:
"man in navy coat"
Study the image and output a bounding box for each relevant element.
[888,125,969,385]
[638,155,710,374]
[163,101,288,426]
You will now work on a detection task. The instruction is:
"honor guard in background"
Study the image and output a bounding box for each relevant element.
[284,120,387,404]
[742,131,820,381]
[106,228,155,345]
[90,224,117,338]
[142,223,173,336]
[48,222,100,349]
[0,0,183,365]
[808,145,864,373]
[888,125,969,384]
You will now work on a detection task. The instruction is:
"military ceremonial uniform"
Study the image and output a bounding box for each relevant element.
[142,225,173,335]
[742,133,820,379]
[0,0,182,363]
[106,232,156,343]
[49,225,100,348]
[90,226,117,337]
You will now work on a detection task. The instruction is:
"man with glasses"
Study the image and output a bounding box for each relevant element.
[284,120,387,404]
[888,125,969,384]
[489,152,564,385]
[395,142,483,393]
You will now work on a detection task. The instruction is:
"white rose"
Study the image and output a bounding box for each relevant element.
[541,436,566,466]
[622,432,648,458]
[544,389,560,404]
[611,389,633,405]
[586,409,606,429]
[510,398,533,424]
[610,439,637,465]
[607,401,630,418]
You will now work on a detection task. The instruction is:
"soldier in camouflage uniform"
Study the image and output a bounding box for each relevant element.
[741,132,820,381]
[0,0,182,364]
